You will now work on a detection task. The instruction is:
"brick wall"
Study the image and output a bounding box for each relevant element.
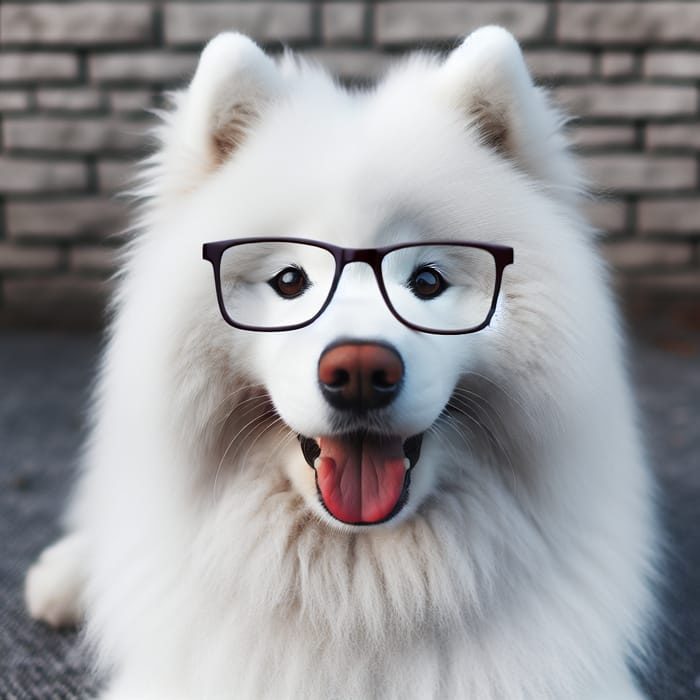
[0,1,699,328]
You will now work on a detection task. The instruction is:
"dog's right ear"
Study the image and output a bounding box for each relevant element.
[159,33,282,196]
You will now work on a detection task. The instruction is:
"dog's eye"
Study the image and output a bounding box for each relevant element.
[268,266,309,298]
[409,266,448,299]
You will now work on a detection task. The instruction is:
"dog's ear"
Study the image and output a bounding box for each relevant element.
[437,26,581,198]
[186,33,281,167]
[157,33,282,197]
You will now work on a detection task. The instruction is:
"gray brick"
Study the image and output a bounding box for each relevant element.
[164,3,312,45]
[97,160,134,192]
[556,84,697,118]
[558,3,700,43]
[322,3,367,44]
[0,90,29,111]
[602,240,692,270]
[638,198,700,235]
[90,52,198,83]
[7,198,127,239]
[600,52,636,78]
[644,51,700,78]
[646,124,700,151]
[36,88,102,111]
[109,90,153,113]
[584,155,696,193]
[4,117,149,153]
[623,272,700,294]
[584,199,627,234]
[375,2,549,45]
[2,276,110,326]
[70,245,118,272]
[0,156,86,192]
[0,243,62,272]
[525,50,594,79]
[570,125,636,149]
[301,49,392,81]
[0,53,78,82]
[0,2,152,45]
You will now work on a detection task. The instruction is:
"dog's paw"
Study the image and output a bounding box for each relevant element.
[25,533,86,627]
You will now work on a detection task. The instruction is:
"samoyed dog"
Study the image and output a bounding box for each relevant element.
[25,26,657,700]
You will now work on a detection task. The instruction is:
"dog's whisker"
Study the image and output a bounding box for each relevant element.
[435,414,495,476]
[459,370,528,414]
[451,388,518,444]
[449,388,511,439]
[447,395,514,461]
[212,420,298,504]
[207,384,264,424]
[452,389,520,457]
[216,393,274,429]
[445,394,519,498]
[212,410,279,499]
[235,416,289,474]
[448,393,506,449]
[428,420,477,481]
[248,427,298,479]
[431,414,472,461]
[225,414,278,464]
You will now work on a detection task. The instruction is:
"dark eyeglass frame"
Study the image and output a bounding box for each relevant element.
[202,237,514,335]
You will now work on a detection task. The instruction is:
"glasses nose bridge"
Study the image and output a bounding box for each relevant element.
[341,247,380,266]
[329,248,393,329]
[338,247,383,282]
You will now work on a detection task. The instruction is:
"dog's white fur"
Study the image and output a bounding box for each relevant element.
[26,28,657,699]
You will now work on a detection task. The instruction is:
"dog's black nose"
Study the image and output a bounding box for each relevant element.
[318,342,404,411]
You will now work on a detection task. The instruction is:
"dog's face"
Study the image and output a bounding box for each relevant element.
[246,236,480,529]
[152,28,587,530]
[197,157,490,528]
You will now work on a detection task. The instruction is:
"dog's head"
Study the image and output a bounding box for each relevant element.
[138,28,591,530]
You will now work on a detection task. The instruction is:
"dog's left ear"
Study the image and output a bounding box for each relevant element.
[437,26,581,198]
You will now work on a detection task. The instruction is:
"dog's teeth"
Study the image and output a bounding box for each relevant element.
[314,457,321,470]
[403,458,410,471]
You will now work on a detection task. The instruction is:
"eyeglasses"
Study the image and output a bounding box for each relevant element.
[202,238,513,335]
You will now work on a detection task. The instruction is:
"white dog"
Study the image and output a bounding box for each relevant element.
[25,27,658,699]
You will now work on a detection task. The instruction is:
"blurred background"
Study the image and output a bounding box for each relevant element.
[0,0,698,337]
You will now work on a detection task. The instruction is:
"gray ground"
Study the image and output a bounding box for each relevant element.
[0,331,698,699]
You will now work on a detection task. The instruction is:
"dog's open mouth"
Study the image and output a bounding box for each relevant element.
[298,433,423,525]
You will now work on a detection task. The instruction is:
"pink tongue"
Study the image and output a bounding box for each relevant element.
[316,434,406,524]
